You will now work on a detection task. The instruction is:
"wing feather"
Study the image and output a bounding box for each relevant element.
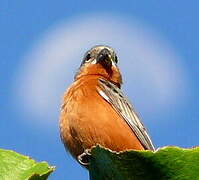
[98,78,155,151]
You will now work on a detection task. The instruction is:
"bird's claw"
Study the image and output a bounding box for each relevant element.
[78,149,91,166]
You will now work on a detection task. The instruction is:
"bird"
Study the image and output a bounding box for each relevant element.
[59,45,155,165]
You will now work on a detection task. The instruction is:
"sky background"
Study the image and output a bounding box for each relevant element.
[1,1,199,179]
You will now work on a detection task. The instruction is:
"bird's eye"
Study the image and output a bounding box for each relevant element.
[84,53,91,62]
[115,55,118,63]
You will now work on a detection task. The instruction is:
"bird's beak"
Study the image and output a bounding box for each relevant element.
[96,48,112,67]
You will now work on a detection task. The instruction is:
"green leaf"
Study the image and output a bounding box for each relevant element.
[0,149,55,180]
[89,145,199,180]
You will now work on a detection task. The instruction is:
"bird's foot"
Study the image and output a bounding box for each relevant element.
[78,149,91,166]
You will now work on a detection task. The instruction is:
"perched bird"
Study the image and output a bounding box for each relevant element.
[60,45,155,165]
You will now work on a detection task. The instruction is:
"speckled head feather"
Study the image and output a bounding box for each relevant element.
[81,45,118,67]
[75,45,122,87]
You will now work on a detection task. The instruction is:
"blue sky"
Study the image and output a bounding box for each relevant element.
[1,1,199,179]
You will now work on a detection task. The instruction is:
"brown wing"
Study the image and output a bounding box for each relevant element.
[97,78,155,151]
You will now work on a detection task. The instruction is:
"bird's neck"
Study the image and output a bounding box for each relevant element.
[75,64,122,88]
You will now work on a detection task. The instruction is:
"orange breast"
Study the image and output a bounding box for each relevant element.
[60,75,144,159]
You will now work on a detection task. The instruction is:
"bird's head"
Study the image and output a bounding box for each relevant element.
[75,45,122,87]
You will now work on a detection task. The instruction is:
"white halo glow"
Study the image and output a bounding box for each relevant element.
[15,14,186,125]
